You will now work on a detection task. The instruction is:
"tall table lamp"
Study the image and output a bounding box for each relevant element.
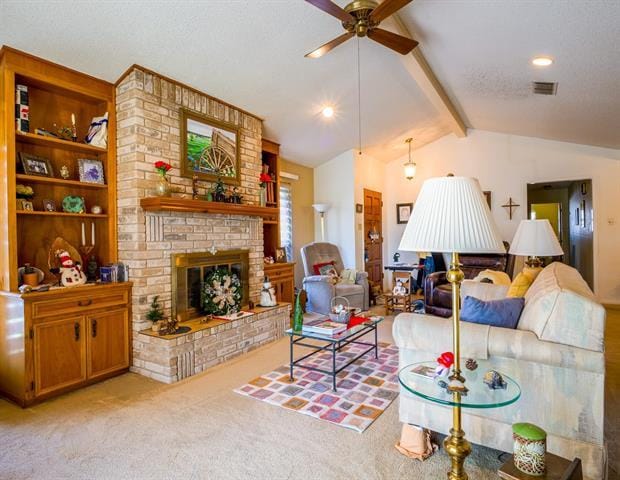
[509,219,563,267]
[398,176,505,480]
[312,203,330,241]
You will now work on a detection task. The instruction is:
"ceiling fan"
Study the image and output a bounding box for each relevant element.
[305,0,418,58]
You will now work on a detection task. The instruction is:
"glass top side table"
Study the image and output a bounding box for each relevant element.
[399,360,521,409]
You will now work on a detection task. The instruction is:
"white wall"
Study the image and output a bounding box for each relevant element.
[384,129,620,303]
[313,150,356,268]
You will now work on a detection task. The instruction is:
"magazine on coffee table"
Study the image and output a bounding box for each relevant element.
[410,364,436,379]
[302,318,347,336]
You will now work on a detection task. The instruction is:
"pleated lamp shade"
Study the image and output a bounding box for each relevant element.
[399,176,505,254]
[509,219,563,257]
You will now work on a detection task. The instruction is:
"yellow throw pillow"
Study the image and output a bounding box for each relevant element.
[522,266,543,283]
[507,272,533,298]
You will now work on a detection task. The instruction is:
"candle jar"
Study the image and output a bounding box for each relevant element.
[513,423,546,476]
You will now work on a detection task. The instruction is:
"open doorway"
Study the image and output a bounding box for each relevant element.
[527,179,593,288]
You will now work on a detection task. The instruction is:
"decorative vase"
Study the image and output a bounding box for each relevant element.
[22,272,39,287]
[259,186,267,207]
[513,423,546,476]
[155,174,171,197]
[293,291,304,331]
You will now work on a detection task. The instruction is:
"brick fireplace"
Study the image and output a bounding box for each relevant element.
[116,67,290,383]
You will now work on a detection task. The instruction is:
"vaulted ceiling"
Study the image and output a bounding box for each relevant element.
[1,1,618,167]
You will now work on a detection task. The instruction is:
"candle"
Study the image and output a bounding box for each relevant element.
[92,222,95,246]
[81,223,86,246]
[71,113,76,126]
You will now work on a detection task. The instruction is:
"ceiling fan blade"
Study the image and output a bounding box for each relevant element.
[367,28,418,55]
[305,0,355,23]
[369,0,413,23]
[305,32,355,58]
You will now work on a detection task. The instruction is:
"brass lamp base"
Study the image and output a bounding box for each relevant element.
[445,251,472,480]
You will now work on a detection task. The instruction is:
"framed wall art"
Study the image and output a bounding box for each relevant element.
[396,203,413,224]
[20,153,54,177]
[78,158,105,184]
[181,109,240,185]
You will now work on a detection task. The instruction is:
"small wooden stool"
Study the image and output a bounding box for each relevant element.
[498,453,582,480]
[384,293,413,315]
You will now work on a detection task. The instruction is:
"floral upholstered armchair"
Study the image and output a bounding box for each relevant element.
[300,242,369,315]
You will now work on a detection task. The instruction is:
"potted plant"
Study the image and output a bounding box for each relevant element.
[146,295,165,332]
[213,177,226,202]
[22,263,39,287]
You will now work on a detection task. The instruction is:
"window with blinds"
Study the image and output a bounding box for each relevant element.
[280,183,293,262]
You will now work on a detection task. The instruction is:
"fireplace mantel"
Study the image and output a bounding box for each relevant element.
[140,197,279,221]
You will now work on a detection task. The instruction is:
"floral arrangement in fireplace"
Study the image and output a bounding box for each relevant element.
[202,268,242,315]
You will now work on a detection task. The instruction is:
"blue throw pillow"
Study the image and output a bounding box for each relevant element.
[460,296,524,329]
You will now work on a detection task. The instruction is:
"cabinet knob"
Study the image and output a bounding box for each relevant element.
[74,322,80,341]
[78,299,93,307]
[91,319,98,338]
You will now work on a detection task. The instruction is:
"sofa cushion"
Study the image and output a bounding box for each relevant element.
[518,262,605,352]
[461,280,510,302]
[334,283,364,299]
[507,271,533,298]
[472,269,512,285]
[461,296,524,329]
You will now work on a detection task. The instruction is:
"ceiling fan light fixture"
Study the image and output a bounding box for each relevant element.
[532,56,553,67]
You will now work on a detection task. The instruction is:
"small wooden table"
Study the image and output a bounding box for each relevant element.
[384,293,414,314]
[498,453,581,480]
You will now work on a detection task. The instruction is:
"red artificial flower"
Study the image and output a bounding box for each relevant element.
[154,161,172,174]
[259,173,272,183]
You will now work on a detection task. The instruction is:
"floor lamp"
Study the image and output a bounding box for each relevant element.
[398,176,505,480]
[312,203,330,241]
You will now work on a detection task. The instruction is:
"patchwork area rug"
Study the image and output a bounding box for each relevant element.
[234,342,399,432]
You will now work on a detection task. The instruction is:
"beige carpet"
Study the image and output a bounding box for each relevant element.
[0,315,508,480]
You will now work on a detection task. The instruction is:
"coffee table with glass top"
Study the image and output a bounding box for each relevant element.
[399,360,521,409]
[285,316,383,392]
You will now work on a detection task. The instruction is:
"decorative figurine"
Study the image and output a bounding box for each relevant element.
[393,252,400,263]
[447,378,468,394]
[60,165,71,179]
[231,187,242,204]
[483,370,507,390]
[434,351,454,377]
[192,175,199,200]
[465,358,478,371]
[437,379,448,389]
[91,205,102,215]
[57,250,87,287]
[87,256,98,282]
[259,277,277,307]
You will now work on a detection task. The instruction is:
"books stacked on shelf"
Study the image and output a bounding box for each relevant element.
[302,318,347,336]
[15,84,29,132]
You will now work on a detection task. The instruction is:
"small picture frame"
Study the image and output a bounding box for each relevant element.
[396,203,413,224]
[78,158,105,184]
[275,247,287,263]
[42,199,56,212]
[20,152,54,177]
[22,200,34,211]
[356,203,363,214]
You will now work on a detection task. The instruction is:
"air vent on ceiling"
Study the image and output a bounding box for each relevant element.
[532,81,558,95]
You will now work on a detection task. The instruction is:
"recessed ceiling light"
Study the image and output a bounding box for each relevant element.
[322,106,334,118]
[532,57,553,67]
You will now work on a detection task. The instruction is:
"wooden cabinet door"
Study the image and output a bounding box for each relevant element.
[364,189,383,284]
[33,316,86,397]
[87,309,129,379]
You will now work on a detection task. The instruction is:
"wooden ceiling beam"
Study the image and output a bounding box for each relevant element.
[390,14,467,138]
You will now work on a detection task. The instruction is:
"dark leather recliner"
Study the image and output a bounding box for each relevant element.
[424,242,514,317]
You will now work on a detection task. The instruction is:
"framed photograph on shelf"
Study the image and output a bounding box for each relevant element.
[181,109,240,185]
[22,200,33,211]
[275,247,287,263]
[396,203,413,224]
[20,153,54,177]
[42,199,56,212]
[78,159,105,184]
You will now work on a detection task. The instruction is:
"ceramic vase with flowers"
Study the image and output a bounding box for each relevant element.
[259,170,271,207]
[154,161,172,196]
